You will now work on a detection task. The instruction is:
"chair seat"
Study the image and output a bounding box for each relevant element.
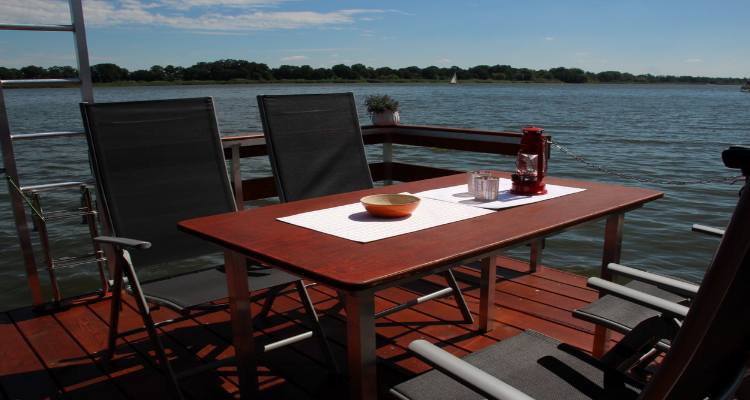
[392,330,641,400]
[573,280,687,335]
[141,264,301,310]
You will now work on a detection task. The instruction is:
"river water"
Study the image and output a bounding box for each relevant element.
[1,83,748,310]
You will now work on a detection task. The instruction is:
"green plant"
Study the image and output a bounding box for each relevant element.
[364,94,399,113]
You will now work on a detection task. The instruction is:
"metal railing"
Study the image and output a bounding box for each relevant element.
[0,0,96,307]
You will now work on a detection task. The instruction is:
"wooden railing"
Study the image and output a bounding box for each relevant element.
[220,124,546,205]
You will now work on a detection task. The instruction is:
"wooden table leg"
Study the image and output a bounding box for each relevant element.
[593,213,624,357]
[343,290,377,400]
[224,250,259,398]
[479,256,497,332]
[529,238,544,272]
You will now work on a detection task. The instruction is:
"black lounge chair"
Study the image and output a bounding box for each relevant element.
[391,147,750,400]
[574,263,697,355]
[573,148,750,357]
[257,92,474,322]
[81,97,336,399]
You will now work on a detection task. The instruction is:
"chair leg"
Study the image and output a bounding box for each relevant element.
[256,285,285,326]
[295,280,339,374]
[601,316,680,372]
[106,259,124,360]
[121,260,184,400]
[444,269,474,324]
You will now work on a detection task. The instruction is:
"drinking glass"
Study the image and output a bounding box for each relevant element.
[476,176,500,201]
[467,170,494,195]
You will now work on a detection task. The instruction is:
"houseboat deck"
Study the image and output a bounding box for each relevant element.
[0,258,613,399]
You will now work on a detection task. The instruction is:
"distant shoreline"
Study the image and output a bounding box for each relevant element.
[3,79,744,89]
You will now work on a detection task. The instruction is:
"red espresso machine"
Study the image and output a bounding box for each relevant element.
[510,126,548,195]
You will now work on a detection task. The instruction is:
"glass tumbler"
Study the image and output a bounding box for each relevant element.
[475,176,500,201]
[467,170,494,195]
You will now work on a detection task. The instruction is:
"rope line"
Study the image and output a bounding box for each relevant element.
[548,140,743,186]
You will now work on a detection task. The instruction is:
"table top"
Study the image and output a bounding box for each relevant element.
[178,172,662,291]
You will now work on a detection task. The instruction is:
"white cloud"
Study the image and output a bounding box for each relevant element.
[280,55,307,61]
[278,48,356,53]
[685,58,703,63]
[161,0,285,9]
[436,58,452,64]
[544,36,555,41]
[0,0,390,32]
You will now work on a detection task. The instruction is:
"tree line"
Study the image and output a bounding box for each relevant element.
[0,60,744,85]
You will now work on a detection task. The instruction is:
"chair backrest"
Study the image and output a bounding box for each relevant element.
[81,97,236,267]
[257,92,373,202]
[642,179,750,399]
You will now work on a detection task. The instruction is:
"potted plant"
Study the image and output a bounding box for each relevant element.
[364,94,400,125]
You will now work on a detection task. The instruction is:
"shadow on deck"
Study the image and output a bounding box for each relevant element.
[0,257,609,399]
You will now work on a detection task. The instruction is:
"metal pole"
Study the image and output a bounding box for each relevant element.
[224,250,259,398]
[592,213,625,357]
[69,0,94,103]
[0,86,44,305]
[344,289,377,400]
[529,238,544,272]
[479,255,497,332]
[31,192,61,302]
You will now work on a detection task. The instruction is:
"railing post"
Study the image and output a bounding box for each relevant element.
[230,144,244,209]
[0,86,44,306]
[383,141,393,185]
[69,0,94,103]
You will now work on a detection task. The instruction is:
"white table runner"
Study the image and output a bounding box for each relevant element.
[415,179,585,210]
[278,196,493,243]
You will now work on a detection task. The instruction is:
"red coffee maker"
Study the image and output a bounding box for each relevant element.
[510,126,548,195]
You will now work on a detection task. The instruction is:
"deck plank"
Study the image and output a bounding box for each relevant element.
[88,295,237,399]
[0,313,63,400]
[0,260,614,400]
[9,307,127,400]
[54,299,177,400]
[415,273,595,332]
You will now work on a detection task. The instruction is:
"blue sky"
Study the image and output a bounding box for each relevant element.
[1,0,748,78]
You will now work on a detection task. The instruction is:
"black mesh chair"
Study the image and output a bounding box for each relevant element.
[391,149,750,400]
[257,92,473,322]
[81,97,336,399]
[573,263,697,356]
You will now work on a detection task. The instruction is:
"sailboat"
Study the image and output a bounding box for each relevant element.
[449,72,457,84]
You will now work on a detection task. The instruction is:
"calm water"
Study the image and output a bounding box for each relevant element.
[1,83,748,310]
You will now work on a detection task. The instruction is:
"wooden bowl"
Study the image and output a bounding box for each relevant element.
[360,194,420,218]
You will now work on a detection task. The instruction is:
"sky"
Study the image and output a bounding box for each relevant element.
[0,0,748,78]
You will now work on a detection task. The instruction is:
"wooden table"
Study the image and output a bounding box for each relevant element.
[178,172,662,399]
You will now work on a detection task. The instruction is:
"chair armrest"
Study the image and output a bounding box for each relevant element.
[94,236,151,250]
[691,224,725,238]
[607,263,699,298]
[408,340,534,400]
[587,277,690,319]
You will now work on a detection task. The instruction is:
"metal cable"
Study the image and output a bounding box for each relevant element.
[5,175,45,221]
[548,139,743,186]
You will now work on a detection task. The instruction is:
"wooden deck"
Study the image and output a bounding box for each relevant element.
[0,257,612,399]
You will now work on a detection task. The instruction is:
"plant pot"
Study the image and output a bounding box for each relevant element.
[370,111,400,126]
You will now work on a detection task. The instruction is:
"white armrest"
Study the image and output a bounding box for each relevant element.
[691,224,725,238]
[588,277,690,319]
[94,235,152,250]
[408,340,535,400]
[607,263,699,299]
